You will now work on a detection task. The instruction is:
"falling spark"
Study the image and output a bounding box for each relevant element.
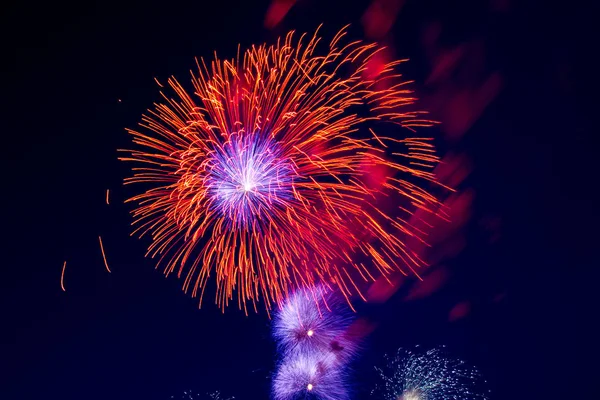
[60,261,67,291]
[98,236,111,273]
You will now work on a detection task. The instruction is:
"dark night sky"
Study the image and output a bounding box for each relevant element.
[1,1,595,399]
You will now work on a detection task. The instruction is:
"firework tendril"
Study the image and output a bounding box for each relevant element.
[121,26,446,312]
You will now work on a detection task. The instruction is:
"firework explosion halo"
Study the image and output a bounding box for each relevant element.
[121,25,447,312]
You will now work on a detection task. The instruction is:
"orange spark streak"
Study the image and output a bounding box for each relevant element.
[60,261,67,291]
[98,236,111,273]
[106,189,110,205]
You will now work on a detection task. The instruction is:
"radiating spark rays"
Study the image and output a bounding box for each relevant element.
[121,27,446,311]
[273,353,350,400]
[273,286,357,361]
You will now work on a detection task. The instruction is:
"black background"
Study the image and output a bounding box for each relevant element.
[1,1,594,399]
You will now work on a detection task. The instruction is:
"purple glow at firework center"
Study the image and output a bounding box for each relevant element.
[205,132,297,226]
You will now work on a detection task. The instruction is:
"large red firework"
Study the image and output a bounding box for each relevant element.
[121,27,445,312]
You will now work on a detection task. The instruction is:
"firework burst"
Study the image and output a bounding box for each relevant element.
[273,285,357,363]
[273,352,350,400]
[372,346,489,400]
[121,26,445,312]
[271,286,358,400]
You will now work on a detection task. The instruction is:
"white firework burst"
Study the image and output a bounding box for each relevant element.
[372,346,490,400]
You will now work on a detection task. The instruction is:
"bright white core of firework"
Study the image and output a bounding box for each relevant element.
[401,389,422,400]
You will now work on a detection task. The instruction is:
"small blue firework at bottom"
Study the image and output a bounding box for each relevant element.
[273,352,350,400]
[170,391,234,400]
[371,346,490,400]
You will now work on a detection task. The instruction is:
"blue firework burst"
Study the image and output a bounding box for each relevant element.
[272,286,358,363]
[272,352,350,400]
